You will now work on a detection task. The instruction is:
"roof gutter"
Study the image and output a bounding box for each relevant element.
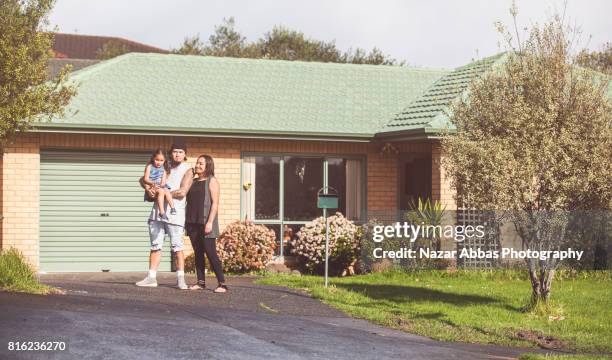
[32,124,374,143]
[374,127,453,142]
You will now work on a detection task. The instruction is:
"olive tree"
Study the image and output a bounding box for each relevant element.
[442,14,611,304]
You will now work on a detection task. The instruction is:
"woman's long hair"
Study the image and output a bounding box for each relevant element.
[198,154,215,177]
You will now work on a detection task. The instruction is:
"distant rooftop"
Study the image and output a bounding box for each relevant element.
[47,58,100,80]
[51,33,169,60]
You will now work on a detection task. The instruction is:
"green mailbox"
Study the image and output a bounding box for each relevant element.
[317,187,338,209]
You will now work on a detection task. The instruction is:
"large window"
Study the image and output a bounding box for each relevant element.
[241,154,364,256]
[283,157,324,221]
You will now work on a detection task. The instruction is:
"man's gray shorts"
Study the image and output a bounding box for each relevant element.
[148,220,184,252]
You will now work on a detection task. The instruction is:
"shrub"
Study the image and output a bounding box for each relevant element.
[0,248,50,294]
[359,218,457,273]
[359,218,409,273]
[216,221,276,273]
[184,252,201,274]
[291,212,361,275]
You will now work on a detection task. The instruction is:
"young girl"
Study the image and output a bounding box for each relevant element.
[143,148,176,221]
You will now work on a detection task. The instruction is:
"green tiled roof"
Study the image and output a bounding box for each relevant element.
[40,53,448,138]
[381,52,611,138]
[380,53,507,135]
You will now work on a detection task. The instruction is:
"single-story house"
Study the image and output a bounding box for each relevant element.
[1,52,517,272]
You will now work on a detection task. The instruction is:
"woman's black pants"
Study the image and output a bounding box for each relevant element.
[186,223,225,285]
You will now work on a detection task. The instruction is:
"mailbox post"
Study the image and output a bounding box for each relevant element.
[317,187,338,288]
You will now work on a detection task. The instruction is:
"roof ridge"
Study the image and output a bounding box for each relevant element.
[123,52,449,73]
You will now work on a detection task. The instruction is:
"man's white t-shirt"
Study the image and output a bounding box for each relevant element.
[148,162,191,227]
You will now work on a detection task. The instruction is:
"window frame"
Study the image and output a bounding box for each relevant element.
[240,151,367,257]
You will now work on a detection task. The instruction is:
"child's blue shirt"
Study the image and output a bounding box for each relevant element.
[149,165,166,185]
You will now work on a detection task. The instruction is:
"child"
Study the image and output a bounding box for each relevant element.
[143,148,176,221]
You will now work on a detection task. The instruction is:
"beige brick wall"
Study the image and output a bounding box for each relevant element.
[431,141,459,251]
[1,133,41,268]
[2,132,439,268]
[431,141,457,210]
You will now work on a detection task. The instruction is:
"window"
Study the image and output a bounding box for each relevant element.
[283,157,324,221]
[241,154,364,257]
[242,156,280,220]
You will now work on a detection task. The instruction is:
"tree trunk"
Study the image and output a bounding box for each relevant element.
[540,269,555,302]
[529,266,555,304]
[528,266,542,303]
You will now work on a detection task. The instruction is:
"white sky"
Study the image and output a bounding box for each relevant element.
[48,0,610,69]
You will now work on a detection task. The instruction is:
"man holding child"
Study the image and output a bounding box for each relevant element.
[136,138,193,289]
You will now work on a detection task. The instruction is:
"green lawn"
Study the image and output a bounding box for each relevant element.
[257,270,611,353]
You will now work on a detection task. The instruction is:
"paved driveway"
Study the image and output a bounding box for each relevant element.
[0,273,541,359]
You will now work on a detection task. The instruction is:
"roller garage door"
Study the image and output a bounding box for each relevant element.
[40,151,171,272]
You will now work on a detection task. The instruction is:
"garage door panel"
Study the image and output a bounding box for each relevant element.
[41,202,151,211]
[40,150,172,272]
[40,240,153,245]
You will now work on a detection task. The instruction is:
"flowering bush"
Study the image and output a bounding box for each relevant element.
[216,221,276,273]
[291,212,361,275]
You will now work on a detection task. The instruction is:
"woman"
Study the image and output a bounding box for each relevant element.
[185,155,227,293]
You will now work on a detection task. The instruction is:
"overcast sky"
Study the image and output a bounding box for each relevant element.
[48,0,610,69]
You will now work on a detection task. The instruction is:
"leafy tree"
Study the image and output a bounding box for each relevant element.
[0,0,75,152]
[342,47,402,65]
[205,17,254,57]
[174,18,257,58]
[576,42,612,75]
[173,17,401,65]
[173,34,206,55]
[96,40,130,60]
[442,12,611,304]
[257,25,341,62]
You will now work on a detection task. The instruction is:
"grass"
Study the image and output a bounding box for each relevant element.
[257,270,612,353]
[0,248,53,294]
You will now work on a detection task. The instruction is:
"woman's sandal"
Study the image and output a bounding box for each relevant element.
[189,283,205,290]
[213,284,228,293]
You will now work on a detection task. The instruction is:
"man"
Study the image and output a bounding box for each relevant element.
[136,138,194,289]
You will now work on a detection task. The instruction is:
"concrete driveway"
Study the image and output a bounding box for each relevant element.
[0,273,542,359]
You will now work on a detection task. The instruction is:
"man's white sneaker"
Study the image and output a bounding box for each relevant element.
[135,277,158,287]
[177,278,188,290]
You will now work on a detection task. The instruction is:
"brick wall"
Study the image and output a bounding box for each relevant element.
[431,141,458,250]
[1,133,41,267]
[430,141,456,210]
[2,132,436,268]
